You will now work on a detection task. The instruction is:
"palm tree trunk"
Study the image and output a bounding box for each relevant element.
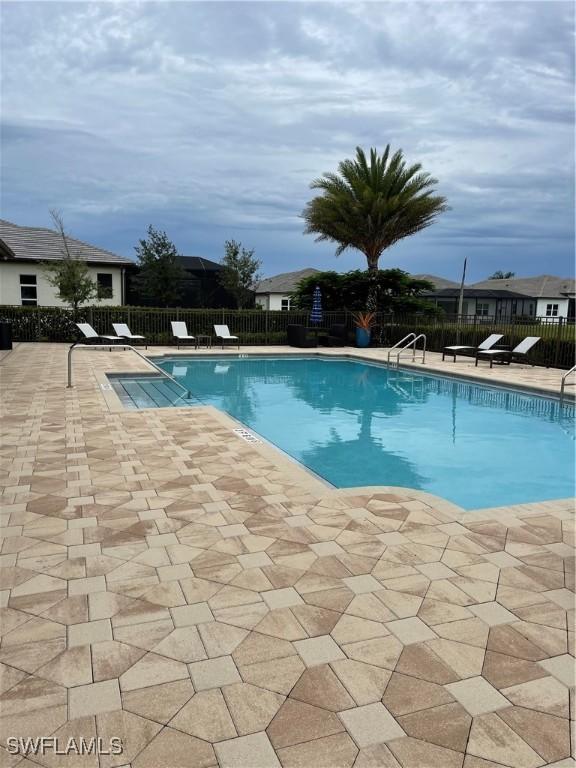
[366,256,379,312]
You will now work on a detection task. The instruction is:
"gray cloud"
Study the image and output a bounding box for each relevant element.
[1,1,574,281]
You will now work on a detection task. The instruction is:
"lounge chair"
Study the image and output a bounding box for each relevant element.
[214,324,239,349]
[442,334,504,362]
[171,322,196,349]
[76,323,122,346]
[112,323,147,349]
[475,336,541,368]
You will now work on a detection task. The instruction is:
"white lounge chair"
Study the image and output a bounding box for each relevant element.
[171,321,196,349]
[76,323,122,347]
[214,324,239,349]
[442,333,503,362]
[475,336,541,368]
[112,323,147,349]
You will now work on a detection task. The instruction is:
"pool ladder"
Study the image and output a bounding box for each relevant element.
[560,364,576,405]
[387,333,427,368]
[66,342,193,400]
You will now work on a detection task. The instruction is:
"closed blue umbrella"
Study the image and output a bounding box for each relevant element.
[310,285,323,325]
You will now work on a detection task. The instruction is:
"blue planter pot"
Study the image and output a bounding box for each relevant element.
[355,328,371,348]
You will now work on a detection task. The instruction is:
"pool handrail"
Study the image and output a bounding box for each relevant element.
[387,333,417,366]
[395,333,427,365]
[560,364,576,404]
[67,342,193,400]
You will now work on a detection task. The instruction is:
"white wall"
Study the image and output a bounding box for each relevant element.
[0,262,124,307]
[256,293,292,310]
[536,297,569,320]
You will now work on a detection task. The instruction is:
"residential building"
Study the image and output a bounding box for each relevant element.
[0,219,132,307]
[255,268,320,310]
[125,255,236,308]
[418,273,575,321]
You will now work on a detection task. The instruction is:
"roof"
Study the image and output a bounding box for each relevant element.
[432,288,529,299]
[178,256,222,272]
[0,219,132,266]
[256,268,321,294]
[411,274,460,290]
[469,275,576,299]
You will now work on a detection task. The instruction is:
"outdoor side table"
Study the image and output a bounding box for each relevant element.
[196,335,212,349]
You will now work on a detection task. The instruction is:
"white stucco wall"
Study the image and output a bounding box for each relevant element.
[535,297,569,319]
[255,293,292,311]
[0,262,125,307]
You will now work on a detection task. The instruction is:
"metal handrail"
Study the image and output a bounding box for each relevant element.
[560,364,576,404]
[387,333,416,366]
[67,342,192,399]
[395,333,427,365]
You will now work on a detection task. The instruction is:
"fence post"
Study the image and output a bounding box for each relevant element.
[265,311,269,346]
[88,307,94,326]
[36,307,41,341]
[553,317,563,369]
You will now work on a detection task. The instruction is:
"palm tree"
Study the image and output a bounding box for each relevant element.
[302,146,449,309]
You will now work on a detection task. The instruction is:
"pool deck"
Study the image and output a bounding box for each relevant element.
[1,343,574,768]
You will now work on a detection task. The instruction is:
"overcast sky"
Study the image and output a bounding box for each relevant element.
[1,1,574,280]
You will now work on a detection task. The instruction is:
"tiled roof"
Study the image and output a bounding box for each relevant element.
[469,275,575,298]
[256,268,321,294]
[411,274,460,290]
[0,219,133,266]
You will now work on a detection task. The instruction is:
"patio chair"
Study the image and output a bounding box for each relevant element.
[319,324,348,347]
[171,321,196,349]
[287,324,317,348]
[76,323,122,347]
[214,324,240,349]
[112,323,147,349]
[442,333,504,362]
[475,336,541,368]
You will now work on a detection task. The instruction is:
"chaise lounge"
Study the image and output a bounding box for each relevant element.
[475,336,541,368]
[214,325,240,349]
[112,323,147,349]
[171,321,196,349]
[76,323,123,346]
[442,333,504,362]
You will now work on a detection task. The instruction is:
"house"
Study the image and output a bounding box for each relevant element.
[0,219,132,307]
[255,268,320,310]
[468,275,575,321]
[125,255,237,308]
[417,272,575,321]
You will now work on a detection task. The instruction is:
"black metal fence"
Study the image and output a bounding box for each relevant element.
[1,305,574,368]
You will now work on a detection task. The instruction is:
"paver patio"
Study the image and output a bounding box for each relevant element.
[0,343,574,768]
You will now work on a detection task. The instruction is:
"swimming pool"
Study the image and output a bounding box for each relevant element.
[109,355,575,510]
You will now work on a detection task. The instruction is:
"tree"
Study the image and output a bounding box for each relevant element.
[488,270,515,279]
[292,269,440,315]
[43,210,97,313]
[219,240,261,308]
[302,146,449,310]
[134,225,186,307]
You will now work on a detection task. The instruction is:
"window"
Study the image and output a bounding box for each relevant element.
[97,273,113,299]
[476,302,490,317]
[546,303,559,317]
[281,297,291,311]
[20,274,37,306]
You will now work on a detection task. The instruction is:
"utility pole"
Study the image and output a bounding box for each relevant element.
[457,257,467,343]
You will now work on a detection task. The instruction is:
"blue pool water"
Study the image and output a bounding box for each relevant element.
[110,356,575,509]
